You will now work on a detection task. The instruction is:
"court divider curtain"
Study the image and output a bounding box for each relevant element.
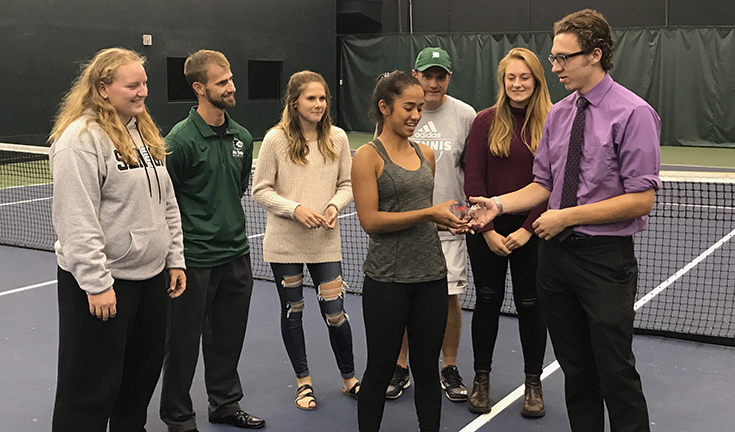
[338,28,735,148]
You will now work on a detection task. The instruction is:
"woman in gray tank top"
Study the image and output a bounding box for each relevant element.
[352,71,468,432]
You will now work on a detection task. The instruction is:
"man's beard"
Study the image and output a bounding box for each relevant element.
[206,89,236,109]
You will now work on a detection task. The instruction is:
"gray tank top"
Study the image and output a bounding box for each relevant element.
[363,139,447,283]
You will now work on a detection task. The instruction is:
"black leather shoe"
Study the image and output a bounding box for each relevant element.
[209,410,266,429]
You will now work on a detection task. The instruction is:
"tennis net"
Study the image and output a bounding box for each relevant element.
[1,142,733,345]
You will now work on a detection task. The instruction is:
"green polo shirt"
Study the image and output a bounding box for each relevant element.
[165,107,253,267]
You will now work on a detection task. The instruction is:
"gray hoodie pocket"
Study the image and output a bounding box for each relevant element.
[108,224,171,269]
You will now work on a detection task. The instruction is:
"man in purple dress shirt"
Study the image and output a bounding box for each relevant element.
[469,9,660,432]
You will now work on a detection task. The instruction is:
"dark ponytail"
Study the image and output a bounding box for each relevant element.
[369,70,420,135]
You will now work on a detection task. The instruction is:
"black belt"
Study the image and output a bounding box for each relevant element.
[557,232,631,247]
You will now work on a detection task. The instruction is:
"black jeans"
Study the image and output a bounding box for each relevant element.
[358,276,448,432]
[537,236,650,432]
[466,214,547,375]
[270,262,356,379]
[53,267,167,432]
[160,254,254,432]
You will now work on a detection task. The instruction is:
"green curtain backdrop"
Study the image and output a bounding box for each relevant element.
[339,28,735,147]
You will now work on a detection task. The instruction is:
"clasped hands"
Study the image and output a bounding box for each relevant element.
[294,204,339,229]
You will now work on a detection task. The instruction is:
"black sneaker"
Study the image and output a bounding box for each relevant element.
[440,365,468,402]
[385,365,410,399]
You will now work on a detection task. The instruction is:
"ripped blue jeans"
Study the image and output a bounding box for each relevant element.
[270,262,356,379]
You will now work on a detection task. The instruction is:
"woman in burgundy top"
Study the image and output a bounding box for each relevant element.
[463,48,552,417]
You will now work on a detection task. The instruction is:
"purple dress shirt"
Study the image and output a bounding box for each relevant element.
[533,74,662,236]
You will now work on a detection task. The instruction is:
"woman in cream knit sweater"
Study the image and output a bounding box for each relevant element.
[252,70,358,411]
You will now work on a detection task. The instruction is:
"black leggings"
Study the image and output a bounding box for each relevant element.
[466,214,546,375]
[358,276,448,432]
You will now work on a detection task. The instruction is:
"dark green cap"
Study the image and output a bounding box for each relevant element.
[414,47,452,73]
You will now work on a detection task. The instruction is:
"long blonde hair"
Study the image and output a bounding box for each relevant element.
[275,71,337,165]
[488,48,552,158]
[49,47,165,164]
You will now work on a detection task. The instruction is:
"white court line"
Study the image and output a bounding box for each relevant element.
[635,226,735,310]
[0,196,52,207]
[0,280,56,297]
[0,183,52,192]
[459,226,735,432]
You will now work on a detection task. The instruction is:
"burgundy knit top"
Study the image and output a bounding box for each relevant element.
[463,106,547,233]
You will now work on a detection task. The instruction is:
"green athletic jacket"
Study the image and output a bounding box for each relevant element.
[165,107,253,267]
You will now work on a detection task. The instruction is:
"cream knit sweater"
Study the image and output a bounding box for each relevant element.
[252,126,352,263]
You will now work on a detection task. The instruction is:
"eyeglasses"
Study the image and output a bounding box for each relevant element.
[547,50,586,66]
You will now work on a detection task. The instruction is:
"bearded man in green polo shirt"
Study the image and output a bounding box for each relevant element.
[160,49,265,432]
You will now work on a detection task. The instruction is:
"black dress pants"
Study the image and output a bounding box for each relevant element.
[537,236,650,432]
[53,267,167,432]
[160,254,254,432]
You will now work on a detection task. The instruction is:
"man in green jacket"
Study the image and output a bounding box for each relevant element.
[160,50,265,431]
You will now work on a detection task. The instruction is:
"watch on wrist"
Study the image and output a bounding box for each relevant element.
[491,196,504,215]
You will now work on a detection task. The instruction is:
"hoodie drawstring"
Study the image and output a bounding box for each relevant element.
[150,148,162,204]
[128,123,163,204]
[136,147,154,199]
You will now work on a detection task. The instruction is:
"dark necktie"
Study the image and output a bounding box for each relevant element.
[557,96,590,241]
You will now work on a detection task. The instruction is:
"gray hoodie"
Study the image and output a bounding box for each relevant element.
[50,114,185,295]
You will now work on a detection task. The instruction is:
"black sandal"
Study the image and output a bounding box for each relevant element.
[342,381,360,399]
[295,384,317,410]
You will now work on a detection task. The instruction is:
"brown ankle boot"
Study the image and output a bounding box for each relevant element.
[468,371,490,414]
[521,373,545,418]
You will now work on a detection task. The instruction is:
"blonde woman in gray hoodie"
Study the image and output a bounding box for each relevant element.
[48,47,186,432]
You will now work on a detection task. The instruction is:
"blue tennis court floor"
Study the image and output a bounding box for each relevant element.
[1,245,734,431]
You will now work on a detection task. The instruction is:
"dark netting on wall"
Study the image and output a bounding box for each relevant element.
[339,28,735,148]
[2,143,733,345]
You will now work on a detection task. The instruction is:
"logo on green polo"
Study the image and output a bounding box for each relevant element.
[232,138,244,158]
